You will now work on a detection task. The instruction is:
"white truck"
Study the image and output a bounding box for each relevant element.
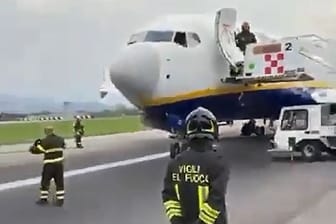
[268,103,336,162]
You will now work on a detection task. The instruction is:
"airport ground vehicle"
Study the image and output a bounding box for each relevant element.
[268,103,336,162]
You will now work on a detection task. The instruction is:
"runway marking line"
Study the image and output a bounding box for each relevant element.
[0,152,169,192]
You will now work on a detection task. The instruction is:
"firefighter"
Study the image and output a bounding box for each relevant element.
[29,126,66,207]
[73,117,84,148]
[235,21,257,54]
[161,107,230,224]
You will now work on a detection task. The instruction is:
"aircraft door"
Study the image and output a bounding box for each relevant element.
[214,8,244,69]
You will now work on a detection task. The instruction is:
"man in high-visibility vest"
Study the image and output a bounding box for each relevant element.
[29,126,66,207]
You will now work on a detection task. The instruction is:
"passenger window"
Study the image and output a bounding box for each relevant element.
[281,109,308,130]
[174,32,187,47]
[186,32,201,47]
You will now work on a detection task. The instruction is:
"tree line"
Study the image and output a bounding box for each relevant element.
[0,104,141,121]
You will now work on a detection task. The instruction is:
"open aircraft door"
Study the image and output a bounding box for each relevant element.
[215,8,244,70]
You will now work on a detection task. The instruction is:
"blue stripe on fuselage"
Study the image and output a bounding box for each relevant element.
[143,87,319,131]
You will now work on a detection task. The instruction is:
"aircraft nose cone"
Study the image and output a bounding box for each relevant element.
[110,44,160,107]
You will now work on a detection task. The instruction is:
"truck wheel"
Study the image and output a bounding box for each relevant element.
[170,142,180,159]
[300,141,322,162]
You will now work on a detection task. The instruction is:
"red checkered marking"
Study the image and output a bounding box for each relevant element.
[264,52,285,74]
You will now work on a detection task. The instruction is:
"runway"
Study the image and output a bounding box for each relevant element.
[1,128,336,224]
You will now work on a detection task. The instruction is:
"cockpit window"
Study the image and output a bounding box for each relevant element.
[128,31,173,45]
[127,32,147,45]
[127,30,201,48]
[186,32,201,47]
[174,32,201,48]
[173,32,187,47]
[144,31,174,42]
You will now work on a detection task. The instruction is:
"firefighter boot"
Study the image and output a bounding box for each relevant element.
[76,142,83,148]
[55,199,64,207]
[75,135,83,148]
[35,199,48,206]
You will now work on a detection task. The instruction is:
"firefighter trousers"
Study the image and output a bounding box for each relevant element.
[75,134,83,147]
[40,163,64,201]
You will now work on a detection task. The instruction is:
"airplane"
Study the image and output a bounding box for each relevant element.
[102,8,336,143]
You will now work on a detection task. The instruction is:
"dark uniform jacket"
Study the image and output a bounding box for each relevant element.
[30,134,65,164]
[73,122,85,135]
[162,144,230,224]
[235,30,257,53]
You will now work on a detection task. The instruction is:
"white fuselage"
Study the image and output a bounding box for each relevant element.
[109,14,230,107]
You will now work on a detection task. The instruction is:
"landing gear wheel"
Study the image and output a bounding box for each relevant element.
[300,142,322,162]
[170,142,181,159]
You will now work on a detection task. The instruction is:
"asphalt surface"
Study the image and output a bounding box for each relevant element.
[1,128,336,224]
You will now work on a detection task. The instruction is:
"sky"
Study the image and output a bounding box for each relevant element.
[1,0,335,102]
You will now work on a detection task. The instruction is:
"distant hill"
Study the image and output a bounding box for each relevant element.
[0,94,131,114]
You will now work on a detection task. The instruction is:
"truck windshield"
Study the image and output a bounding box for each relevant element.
[321,104,336,125]
[281,109,308,130]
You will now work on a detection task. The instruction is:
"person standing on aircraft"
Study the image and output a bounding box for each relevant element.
[162,107,230,224]
[29,126,66,207]
[73,117,85,148]
[235,21,257,54]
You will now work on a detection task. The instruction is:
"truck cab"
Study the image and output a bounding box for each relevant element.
[269,103,336,162]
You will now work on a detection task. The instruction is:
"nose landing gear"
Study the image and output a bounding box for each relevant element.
[169,133,189,159]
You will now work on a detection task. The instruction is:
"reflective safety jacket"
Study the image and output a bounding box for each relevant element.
[161,145,230,224]
[30,134,66,164]
[73,122,85,135]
